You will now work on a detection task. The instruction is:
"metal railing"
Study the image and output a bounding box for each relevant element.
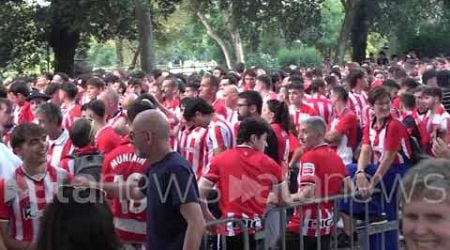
[202,191,401,250]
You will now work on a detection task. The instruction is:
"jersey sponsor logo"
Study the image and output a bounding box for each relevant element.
[301,163,315,176]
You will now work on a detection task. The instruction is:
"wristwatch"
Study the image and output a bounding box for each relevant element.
[355,170,365,175]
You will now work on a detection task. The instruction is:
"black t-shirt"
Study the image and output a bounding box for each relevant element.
[140,152,200,250]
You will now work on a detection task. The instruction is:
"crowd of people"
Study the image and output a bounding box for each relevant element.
[0,55,449,250]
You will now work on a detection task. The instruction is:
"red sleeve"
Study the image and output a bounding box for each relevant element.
[335,113,357,134]
[299,152,317,185]
[215,105,228,119]
[268,159,283,183]
[309,106,318,116]
[385,120,404,151]
[0,180,9,220]
[362,122,370,145]
[202,156,220,183]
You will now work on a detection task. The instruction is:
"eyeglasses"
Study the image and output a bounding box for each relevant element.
[56,185,106,203]
[237,104,250,108]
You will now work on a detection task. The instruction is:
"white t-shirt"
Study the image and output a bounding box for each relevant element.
[0,143,22,179]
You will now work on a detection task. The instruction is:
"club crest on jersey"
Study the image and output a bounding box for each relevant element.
[23,205,41,219]
[301,163,315,176]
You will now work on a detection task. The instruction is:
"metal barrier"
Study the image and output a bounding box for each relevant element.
[203,191,402,250]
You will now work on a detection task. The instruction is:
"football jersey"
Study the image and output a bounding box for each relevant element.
[206,115,236,161]
[329,109,358,165]
[203,146,283,236]
[287,144,348,236]
[0,165,71,243]
[102,138,147,243]
[95,125,122,154]
[304,94,333,124]
[61,103,82,130]
[47,130,74,168]
[177,126,209,179]
[290,104,318,132]
[270,123,290,168]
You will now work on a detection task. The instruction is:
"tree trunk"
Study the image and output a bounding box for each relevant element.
[115,38,124,67]
[130,44,140,70]
[226,2,245,65]
[197,11,234,69]
[49,26,80,76]
[350,1,369,64]
[335,0,359,65]
[136,1,155,73]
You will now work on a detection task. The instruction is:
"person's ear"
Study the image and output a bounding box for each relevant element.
[249,105,256,114]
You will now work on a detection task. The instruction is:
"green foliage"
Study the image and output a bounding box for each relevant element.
[276,47,324,67]
[246,52,279,72]
[315,0,343,54]
[87,39,117,68]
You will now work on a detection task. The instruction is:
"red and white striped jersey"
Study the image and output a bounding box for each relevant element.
[329,109,358,165]
[362,116,412,165]
[304,94,333,124]
[348,91,369,125]
[206,115,236,161]
[290,104,318,132]
[61,103,82,130]
[47,130,74,168]
[102,138,147,243]
[0,165,71,243]
[177,126,209,179]
[107,109,128,128]
[226,108,239,129]
[13,102,34,125]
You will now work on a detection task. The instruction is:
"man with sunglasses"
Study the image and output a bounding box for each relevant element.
[0,123,71,250]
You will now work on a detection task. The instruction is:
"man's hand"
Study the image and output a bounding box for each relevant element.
[432,137,450,159]
[355,173,373,199]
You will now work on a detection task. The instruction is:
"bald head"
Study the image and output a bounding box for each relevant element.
[122,93,138,110]
[223,85,239,95]
[99,89,119,104]
[133,110,170,140]
[223,85,239,108]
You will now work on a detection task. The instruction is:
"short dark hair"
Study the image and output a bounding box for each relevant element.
[61,82,78,100]
[183,97,214,121]
[36,102,63,125]
[368,86,390,106]
[400,92,416,109]
[310,79,326,94]
[54,72,70,81]
[86,100,106,118]
[235,62,245,74]
[243,69,257,78]
[185,82,199,92]
[127,99,155,123]
[86,77,105,89]
[256,74,272,89]
[287,82,304,91]
[70,118,93,148]
[348,68,365,89]
[213,66,226,76]
[423,86,442,101]
[9,80,30,97]
[237,118,271,144]
[332,86,349,103]
[238,90,263,115]
[401,78,419,91]
[202,75,220,89]
[437,70,450,88]
[382,79,400,90]
[11,123,46,149]
[324,75,338,87]
[222,74,238,85]
[422,69,437,84]
[44,82,61,96]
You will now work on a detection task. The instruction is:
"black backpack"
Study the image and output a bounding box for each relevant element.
[69,152,104,181]
[400,115,426,165]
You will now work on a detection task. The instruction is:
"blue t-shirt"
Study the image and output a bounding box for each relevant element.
[140,152,200,250]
